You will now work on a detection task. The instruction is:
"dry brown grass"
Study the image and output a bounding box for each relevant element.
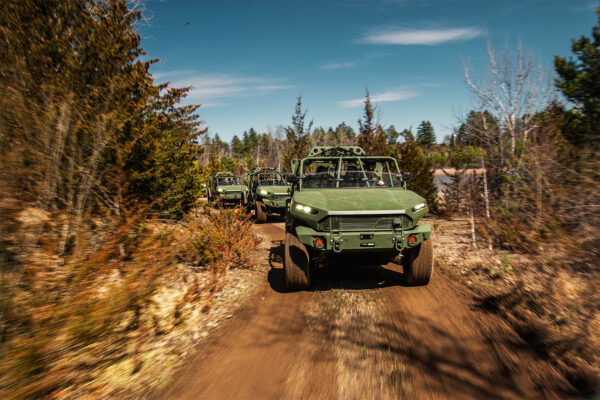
[433,216,600,395]
[0,205,261,399]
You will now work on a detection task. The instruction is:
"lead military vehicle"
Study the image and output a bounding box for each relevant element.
[284,146,433,289]
[244,167,291,223]
[207,172,247,206]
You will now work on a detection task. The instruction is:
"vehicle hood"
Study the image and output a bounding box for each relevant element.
[257,185,291,195]
[217,185,246,192]
[293,188,426,214]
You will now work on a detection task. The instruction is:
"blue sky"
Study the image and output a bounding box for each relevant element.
[140,0,598,142]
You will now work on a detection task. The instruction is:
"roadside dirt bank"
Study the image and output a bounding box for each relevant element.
[155,220,579,400]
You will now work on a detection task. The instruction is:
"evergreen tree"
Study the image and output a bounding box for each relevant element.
[395,129,437,212]
[554,7,600,148]
[416,121,436,147]
[231,135,243,157]
[456,110,500,149]
[358,91,388,155]
[0,0,204,222]
[282,95,312,172]
[386,125,400,145]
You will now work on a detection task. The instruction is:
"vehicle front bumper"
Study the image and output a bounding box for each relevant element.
[218,192,243,202]
[261,197,289,211]
[295,224,431,253]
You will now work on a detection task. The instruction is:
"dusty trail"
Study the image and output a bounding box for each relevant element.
[156,222,569,400]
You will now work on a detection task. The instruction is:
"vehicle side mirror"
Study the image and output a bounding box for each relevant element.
[402,172,411,181]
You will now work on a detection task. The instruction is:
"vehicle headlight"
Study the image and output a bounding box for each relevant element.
[295,203,315,214]
[217,188,223,193]
[259,189,268,195]
[412,203,425,212]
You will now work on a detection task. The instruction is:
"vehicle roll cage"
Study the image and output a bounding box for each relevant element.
[289,147,408,190]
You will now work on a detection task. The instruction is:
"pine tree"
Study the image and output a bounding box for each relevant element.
[416,121,436,147]
[358,91,388,155]
[554,7,600,149]
[386,125,400,144]
[282,95,312,172]
[0,0,205,222]
[395,129,437,211]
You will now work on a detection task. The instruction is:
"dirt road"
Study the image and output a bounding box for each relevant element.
[156,222,572,399]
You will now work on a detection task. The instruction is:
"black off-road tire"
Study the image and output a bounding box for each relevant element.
[402,237,434,286]
[241,193,248,211]
[255,201,267,223]
[284,232,311,290]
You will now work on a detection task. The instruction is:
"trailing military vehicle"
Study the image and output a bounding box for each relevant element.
[284,146,433,289]
[207,172,247,206]
[245,167,291,223]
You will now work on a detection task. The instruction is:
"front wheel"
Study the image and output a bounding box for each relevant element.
[402,238,434,286]
[255,201,267,223]
[284,232,311,290]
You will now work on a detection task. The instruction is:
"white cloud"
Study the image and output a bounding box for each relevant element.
[152,70,293,106]
[339,89,418,108]
[319,61,358,70]
[361,27,484,45]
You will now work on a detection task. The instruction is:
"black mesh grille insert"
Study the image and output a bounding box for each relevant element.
[318,215,413,231]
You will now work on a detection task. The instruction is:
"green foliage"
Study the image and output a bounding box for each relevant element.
[416,121,436,147]
[386,125,401,145]
[0,0,204,223]
[358,91,389,155]
[395,129,437,212]
[456,111,500,149]
[282,95,312,172]
[554,7,600,149]
[122,85,204,219]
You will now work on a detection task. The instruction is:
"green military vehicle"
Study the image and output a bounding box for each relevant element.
[207,172,247,206]
[245,167,291,223]
[284,146,433,289]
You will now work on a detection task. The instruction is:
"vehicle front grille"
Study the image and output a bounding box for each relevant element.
[318,215,413,231]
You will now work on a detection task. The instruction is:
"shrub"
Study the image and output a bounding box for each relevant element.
[0,206,260,399]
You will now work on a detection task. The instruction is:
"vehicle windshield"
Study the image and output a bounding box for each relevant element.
[300,158,404,189]
[257,173,289,186]
[217,177,241,185]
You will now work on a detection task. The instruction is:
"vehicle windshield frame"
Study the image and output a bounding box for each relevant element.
[216,177,241,185]
[296,156,405,190]
[256,172,289,186]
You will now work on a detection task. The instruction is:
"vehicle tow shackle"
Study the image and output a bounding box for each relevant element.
[332,236,343,253]
[392,234,404,251]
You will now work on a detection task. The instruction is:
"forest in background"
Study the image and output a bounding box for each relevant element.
[0,0,598,397]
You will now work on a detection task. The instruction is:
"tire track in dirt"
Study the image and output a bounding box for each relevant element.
[155,222,571,400]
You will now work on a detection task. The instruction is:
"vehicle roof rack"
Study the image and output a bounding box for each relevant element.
[306,146,366,157]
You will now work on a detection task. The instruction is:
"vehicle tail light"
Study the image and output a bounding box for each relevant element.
[408,235,417,245]
[314,237,325,248]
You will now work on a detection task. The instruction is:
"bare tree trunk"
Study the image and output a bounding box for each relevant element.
[45,101,72,207]
[70,114,110,248]
[469,199,478,249]
[58,139,76,255]
[480,154,491,219]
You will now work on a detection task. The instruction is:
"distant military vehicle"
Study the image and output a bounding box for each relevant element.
[245,167,291,223]
[284,146,433,289]
[207,172,247,206]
